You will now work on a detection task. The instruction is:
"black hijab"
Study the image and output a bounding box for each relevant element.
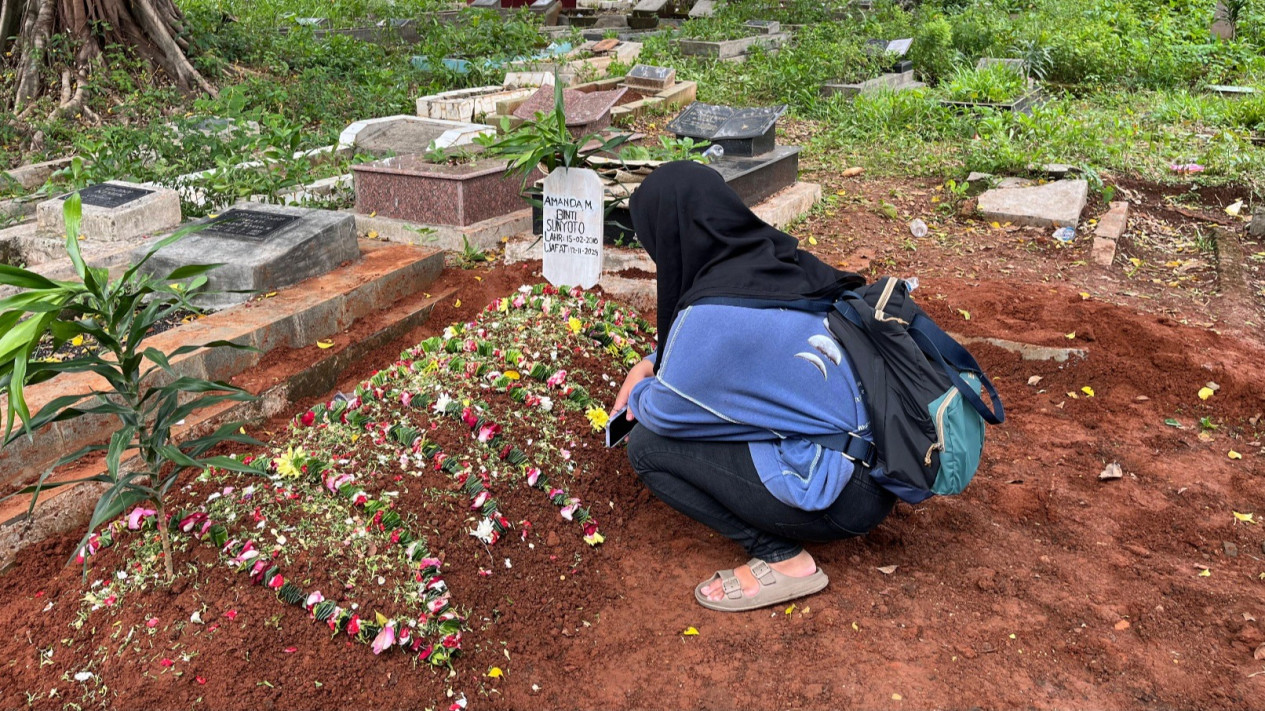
[629,160,864,363]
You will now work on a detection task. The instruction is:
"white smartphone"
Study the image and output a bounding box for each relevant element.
[605,407,637,448]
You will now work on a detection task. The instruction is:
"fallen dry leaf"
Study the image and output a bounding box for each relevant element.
[842,166,864,177]
[1199,386,1215,401]
[877,565,898,575]
[1114,620,1130,631]
[1099,462,1123,480]
[1255,644,1265,661]
[682,626,699,636]
[1027,375,1042,386]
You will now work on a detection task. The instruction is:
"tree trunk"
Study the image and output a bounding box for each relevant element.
[5,0,216,114]
[0,0,25,56]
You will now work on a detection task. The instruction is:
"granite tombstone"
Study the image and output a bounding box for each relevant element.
[134,204,359,309]
[36,180,181,243]
[625,64,676,91]
[667,102,786,157]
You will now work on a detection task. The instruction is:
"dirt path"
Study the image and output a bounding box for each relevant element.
[1,180,1263,710]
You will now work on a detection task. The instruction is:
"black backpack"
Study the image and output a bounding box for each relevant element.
[817,277,1005,503]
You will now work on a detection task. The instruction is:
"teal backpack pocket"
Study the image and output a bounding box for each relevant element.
[927,372,986,497]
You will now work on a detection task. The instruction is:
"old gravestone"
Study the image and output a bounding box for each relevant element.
[625,64,676,92]
[865,37,913,72]
[513,85,628,136]
[542,168,604,289]
[667,102,787,157]
[36,180,181,242]
[133,204,358,310]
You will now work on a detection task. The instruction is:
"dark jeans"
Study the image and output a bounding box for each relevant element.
[627,426,896,563]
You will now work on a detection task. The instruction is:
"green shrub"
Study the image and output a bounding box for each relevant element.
[942,62,1029,103]
[909,14,960,83]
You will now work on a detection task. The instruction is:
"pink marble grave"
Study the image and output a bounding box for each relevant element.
[353,155,526,227]
[513,85,628,136]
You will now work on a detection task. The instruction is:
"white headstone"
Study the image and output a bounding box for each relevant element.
[542,167,604,289]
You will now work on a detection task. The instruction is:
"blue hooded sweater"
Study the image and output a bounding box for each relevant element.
[628,302,874,511]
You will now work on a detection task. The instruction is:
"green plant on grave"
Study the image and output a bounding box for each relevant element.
[618,136,712,163]
[49,157,92,192]
[455,235,493,269]
[679,16,750,42]
[476,78,631,193]
[1008,38,1054,82]
[422,141,478,167]
[942,62,1028,104]
[0,195,260,581]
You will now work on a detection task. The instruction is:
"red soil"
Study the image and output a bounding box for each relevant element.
[2,211,1265,710]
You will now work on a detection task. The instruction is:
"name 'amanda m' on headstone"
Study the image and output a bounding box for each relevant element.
[542,167,604,289]
[542,194,599,255]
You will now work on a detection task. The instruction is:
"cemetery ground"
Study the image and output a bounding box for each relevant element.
[1,159,1264,709]
[3,0,1265,709]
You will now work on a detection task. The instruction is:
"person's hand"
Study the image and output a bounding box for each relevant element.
[611,358,654,421]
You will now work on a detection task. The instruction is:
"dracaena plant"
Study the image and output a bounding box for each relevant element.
[475,75,631,195]
[0,194,260,581]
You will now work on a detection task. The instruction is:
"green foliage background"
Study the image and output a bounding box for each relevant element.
[1,0,1262,203]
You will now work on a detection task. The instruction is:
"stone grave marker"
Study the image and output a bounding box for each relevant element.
[338,116,494,157]
[134,204,358,309]
[77,183,154,209]
[1207,84,1255,97]
[513,85,628,135]
[625,64,676,91]
[542,168,604,289]
[745,20,780,34]
[688,0,716,17]
[667,102,786,157]
[865,37,913,72]
[976,57,1026,73]
[36,180,181,242]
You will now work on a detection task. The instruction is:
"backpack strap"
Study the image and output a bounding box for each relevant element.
[907,313,1005,425]
[804,431,877,468]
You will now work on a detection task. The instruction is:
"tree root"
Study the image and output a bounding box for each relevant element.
[7,0,217,113]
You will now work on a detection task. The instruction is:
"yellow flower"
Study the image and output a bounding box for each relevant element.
[568,316,583,334]
[498,298,509,312]
[275,446,308,479]
[504,370,521,380]
[585,407,610,431]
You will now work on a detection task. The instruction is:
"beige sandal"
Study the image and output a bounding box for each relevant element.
[694,558,829,612]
